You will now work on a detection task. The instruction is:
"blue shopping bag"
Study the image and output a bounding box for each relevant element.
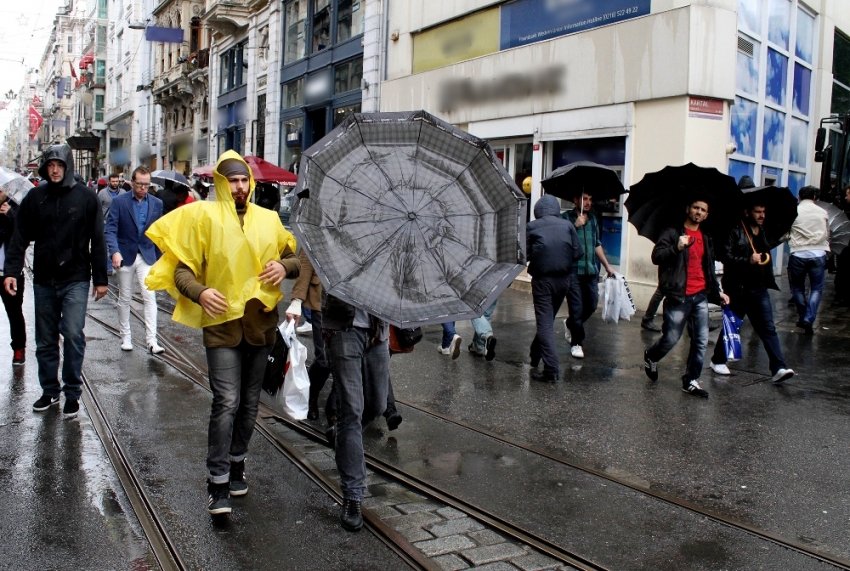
[721,306,743,361]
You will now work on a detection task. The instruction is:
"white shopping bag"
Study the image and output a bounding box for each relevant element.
[617,273,636,321]
[278,320,310,420]
[601,275,621,324]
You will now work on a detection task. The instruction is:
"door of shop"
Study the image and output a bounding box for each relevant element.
[490,139,534,221]
[306,107,328,149]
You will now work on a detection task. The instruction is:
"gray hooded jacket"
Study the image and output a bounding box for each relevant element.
[4,145,107,286]
[525,195,583,277]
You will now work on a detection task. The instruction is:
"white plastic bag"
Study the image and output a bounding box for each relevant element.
[601,275,621,323]
[618,274,636,321]
[278,320,310,420]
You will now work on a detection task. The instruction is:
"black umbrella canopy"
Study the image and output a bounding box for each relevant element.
[150,169,190,189]
[741,185,798,247]
[541,161,626,203]
[625,163,744,244]
[815,201,850,255]
[291,111,528,328]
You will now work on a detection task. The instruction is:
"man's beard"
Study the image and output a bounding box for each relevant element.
[234,197,247,208]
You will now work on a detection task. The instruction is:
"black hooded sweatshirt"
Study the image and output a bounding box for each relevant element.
[4,145,108,286]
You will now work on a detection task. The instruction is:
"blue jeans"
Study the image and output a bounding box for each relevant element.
[441,322,457,349]
[33,282,90,400]
[712,287,786,374]
[303,307,312,324]
[566,273,599,347]
[470,300,497,351]
[647,292,708,382]
[788,255,826,324]
[205,339,272,484]
[530,276,570,377]
[327,327,389,500]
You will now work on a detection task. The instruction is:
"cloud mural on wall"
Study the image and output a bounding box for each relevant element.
[763,108,786,163]
[738,0,762,37]
[731,97,758,158]
[766,48,787,107]
[737,50,759,96]
[789,117,808,168]
[768,0,790,50]
[795,9,814,63]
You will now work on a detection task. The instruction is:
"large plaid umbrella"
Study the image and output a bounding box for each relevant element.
[291,111,528,328]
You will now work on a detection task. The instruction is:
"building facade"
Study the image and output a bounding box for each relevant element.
[379,0,850,304]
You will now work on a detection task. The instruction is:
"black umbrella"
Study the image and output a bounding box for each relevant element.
[291,111,528,328]
[541,161,625,205]
[150,169,190,189]
[740,185,798,247]
[815,201,850,255]
[625,163,744,244]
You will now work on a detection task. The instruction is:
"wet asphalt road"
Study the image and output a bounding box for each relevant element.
[3,274,849,570]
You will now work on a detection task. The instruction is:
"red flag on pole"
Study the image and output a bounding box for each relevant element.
[28,105,43,140]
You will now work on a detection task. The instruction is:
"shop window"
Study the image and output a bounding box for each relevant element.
[283,79,303,109]
[333,103,360,126]
[284,0,307,65]
[762,108,785,162]
[334,58,362,94]
[789,117,808,167]
[728,159,755,184]
[736,36,760,96]
[795,9,814,63]
[337,0,364,44]
[792,63,811,116]
[312,0,331,53]
[765,48,787,107]
[767,0,790,50]
[737,0,761,38]
[281,116,303,173]
[731,97,758,157]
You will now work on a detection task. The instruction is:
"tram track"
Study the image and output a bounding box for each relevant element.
[97,285,850,570]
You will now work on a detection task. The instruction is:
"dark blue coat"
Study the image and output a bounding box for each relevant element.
[525,195,583,277]
[104,191,163,267]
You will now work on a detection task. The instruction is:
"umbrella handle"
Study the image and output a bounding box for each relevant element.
[741,221,772,265]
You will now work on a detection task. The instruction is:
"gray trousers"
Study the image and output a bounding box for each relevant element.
[326,327,389,500]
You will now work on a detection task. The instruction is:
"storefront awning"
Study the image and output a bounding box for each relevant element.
[66,136,100,151]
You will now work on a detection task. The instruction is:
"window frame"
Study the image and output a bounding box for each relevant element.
[282,0,365,70]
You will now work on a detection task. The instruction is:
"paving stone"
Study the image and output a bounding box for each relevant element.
[365,472,388,485]
[385,511,444,531]
[468,562,519,571]
[427,517,486,537]
[395,501,443,514]
[414,535,477,557]
[432,553,471,571]
[398,526,435,543]
[469,529,507,546]
[367,503,402,519]
[511,552,562,571]
[436,506,467,520]
[461,543,527,566]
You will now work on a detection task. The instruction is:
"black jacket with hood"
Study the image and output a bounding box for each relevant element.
[651,225,722,304]
[4,145,108,286]
[525,195,583,278]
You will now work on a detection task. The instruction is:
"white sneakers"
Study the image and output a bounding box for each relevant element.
[121,337,133,351]
[563,319,570,344]
[570,345,584,359]
[296,322,313,334]
[709,361,731,375]
[122,337,165,355]
[149,343,165,355]
[437,335,462,360]
[771,368,794,384]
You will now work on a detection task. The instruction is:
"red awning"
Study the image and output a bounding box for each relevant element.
[193,156,298,186]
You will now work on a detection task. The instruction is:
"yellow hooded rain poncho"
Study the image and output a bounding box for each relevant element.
[144,150,297,329]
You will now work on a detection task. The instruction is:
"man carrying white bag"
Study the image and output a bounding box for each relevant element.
[278,319,311,419]
[601,273,636,324]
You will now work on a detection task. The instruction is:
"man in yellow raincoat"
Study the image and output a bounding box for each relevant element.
[145,150,299,516]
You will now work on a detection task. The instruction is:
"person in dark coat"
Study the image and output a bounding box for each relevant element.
[0,190,26,365]
[708,198,794,383]
[4,144,108,417]
[254,182,281,212]
[643,197,729,398]
[526,195,583,382]
[156,180,179,214]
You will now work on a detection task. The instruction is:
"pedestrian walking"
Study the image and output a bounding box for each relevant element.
[526,195,583,382]
[467,300,498,360]
[438,321,462,358]
[643,197,729,397]
[787,186,830,334]
[104,166,165,354]
[0,188,26,365]
[562,190,615,358]
[98,173,124,276]
[640,287,665,332]
[4,144,108,417]
[709,200,794,383]
[322,293,390,531]
[144,150,300,516]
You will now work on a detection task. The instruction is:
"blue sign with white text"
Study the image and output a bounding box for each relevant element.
[500,0,651,50]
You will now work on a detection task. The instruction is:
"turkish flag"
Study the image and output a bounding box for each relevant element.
[28,106,43,140]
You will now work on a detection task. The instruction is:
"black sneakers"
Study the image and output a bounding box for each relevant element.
[229,460,248,497]
[644,351,658,381]
[484,336,497,361]
[207,481,232,515]
[32,394,60,412]
[682,380,709,398]
[640,318,661,332]
[340,498,363,531]
[63,399,80,418]
[12,349,25,366]
[530,370,559,383]
[385,408,403,431]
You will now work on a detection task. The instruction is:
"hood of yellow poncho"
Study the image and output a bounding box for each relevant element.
[144,150,297,329]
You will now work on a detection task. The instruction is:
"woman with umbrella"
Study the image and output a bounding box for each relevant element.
[708,189,795,384]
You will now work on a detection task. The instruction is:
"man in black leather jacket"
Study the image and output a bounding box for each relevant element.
[708,202,794,383]
[644,198,729,397]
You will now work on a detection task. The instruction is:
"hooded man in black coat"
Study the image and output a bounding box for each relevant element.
[4,144,108,418]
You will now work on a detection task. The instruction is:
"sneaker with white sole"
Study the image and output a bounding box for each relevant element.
[33,394,60,412]
[468,342,485,357]
[149,343,165,355]
[296,322,313,334]
[484,336,496,361]
[448,334,462,359]
[570,345,584,359]
[643,350,658,381]
[121,337,133,351]
[682,380,709,398]
[563,319,570,344]
[63,399,80,418]
[710,361,731,375]
[771,368,794,384]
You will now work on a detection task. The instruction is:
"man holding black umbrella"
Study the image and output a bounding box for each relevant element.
[708,199,794,383]
[643,197,729,397]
